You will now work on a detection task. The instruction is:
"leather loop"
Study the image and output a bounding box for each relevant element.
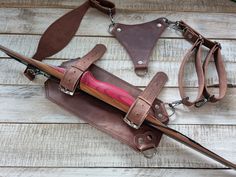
[59,44,106,95]
[124,72,168,129]
[178,38,205,106]
[178,21,227,107]
[90,0,116,15]
[203,44,227,103]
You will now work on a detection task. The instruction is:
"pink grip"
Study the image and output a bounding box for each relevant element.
[80,71,135,107]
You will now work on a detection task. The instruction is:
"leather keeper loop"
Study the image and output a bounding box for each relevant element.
[124,72,168,129]
[59,44,106,95]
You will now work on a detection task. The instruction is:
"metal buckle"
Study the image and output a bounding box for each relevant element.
[123,117,139,129]
[59,85,74,96]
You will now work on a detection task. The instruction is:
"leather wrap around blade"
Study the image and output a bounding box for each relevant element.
[45,57,169,153]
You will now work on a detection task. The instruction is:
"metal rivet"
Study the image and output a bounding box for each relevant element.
[157,23,162,27]
[138,60,143,65]
[155,104,160,110]
[188,34,193,39]
[138,137,144,145]
[158,113,163,118]
[117,28,122,32]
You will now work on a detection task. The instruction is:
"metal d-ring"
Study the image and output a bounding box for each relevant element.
[163,18,184,33]
[108,8,116,33]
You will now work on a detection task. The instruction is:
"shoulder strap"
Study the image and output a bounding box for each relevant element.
[178,21,227,107]
[24,0,115,80]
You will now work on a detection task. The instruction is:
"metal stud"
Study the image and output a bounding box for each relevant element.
[117,28,122,32]
[138,60,143,65]
[188,34,193,39]
[155,104,160,110]
[157,23,162,28]
[158,113,163,118]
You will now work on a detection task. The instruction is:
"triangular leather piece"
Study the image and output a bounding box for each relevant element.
[111,18,168,76]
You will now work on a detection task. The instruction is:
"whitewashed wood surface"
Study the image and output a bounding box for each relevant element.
[0,0,236,176]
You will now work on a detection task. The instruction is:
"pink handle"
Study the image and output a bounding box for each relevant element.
[80,71,135,107]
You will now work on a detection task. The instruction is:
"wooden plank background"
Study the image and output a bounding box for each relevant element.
[0,0,236,176]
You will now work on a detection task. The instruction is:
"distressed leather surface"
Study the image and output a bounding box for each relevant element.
[45,62,169,152]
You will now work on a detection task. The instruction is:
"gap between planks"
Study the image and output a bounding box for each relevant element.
[0,167,235,177]
[0,8,236,39]
[1,0,236,13]
[0,123,235,168]
[0,85,235,125]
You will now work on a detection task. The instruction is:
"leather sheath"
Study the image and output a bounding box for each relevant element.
[45,61,169,152]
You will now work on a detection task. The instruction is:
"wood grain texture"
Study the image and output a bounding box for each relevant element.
[0,86,236,125]
[0,124,235,168]
[0,58,235,87]
[1,35,235,62]
[0,0,236,173]
[0,168,235,177]
[0,35,235,87]
[1,0,236,13]
[0,8,236,38]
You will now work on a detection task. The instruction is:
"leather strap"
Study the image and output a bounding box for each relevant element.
[178,38,205,106]
[177,21,227,107]
[59,44,106,95]
[203,43,227,103]
[124,72,168,129]
[24,0,115,80]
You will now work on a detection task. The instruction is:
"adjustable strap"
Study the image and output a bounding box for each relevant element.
[24,0,115,80]
[177,21,227,107]
[59,44,106,95]
[203,43,227,103]
[178,37,205,106]
[124,72,168,129]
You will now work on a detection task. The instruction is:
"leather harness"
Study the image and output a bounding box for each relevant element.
[23,0,227,109]
[0,0,229,159]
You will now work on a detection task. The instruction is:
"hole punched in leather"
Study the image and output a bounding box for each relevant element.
[59,44,106,96]
[124,72,168,129]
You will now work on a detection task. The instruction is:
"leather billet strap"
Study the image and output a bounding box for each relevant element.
[24,0,115,80]
[59,44,106,95]
[177,21,227,107]
[124,72,168,129]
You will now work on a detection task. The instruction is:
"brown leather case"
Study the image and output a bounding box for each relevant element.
[45,62,169,155]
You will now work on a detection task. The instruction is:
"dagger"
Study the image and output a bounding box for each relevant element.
[0,44,235,169]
